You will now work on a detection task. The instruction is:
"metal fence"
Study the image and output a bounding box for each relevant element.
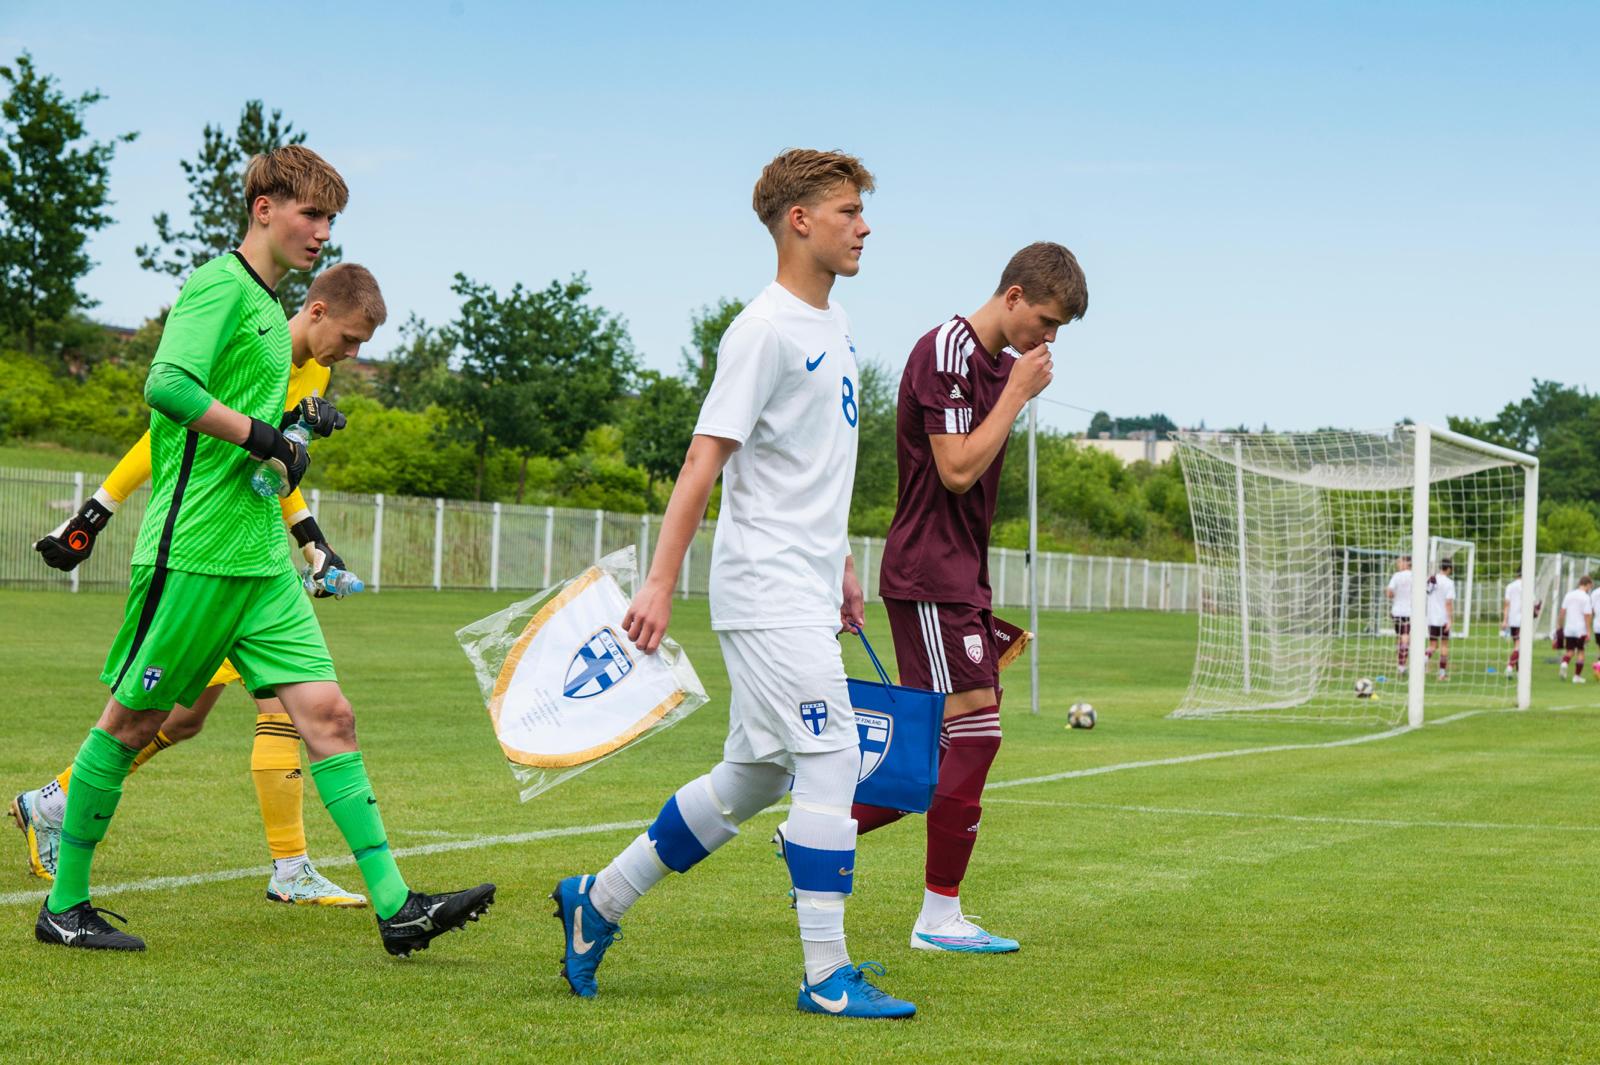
[3,466,1202,610]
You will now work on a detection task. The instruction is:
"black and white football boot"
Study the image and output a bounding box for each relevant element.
[377,883,496,958]
[35,901,145,951]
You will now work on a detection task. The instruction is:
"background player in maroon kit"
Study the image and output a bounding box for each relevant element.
[859,242,1088,952]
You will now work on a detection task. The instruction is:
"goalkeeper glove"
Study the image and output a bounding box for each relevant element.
[291,515,346,598]
[281,395,346,438]
[244,417,309,496]
[35,491,118,572]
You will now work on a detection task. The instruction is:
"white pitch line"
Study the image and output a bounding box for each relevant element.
[985,797,1600,834]
[0,819,651,908]
[0,704,1536,907]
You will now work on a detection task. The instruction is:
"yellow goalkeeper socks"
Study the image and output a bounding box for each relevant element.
[251,713,308,861]
[129,730,174,772]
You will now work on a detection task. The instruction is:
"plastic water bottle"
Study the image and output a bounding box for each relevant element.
[250,422,312,498]
[302,565,365,599]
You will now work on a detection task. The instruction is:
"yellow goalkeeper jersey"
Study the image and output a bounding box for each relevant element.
[104,355,333,524]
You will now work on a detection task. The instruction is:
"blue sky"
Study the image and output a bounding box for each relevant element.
[4,1,1596,433]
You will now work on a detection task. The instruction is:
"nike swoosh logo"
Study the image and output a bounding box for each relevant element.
[809,989,848,1013]
[572,904,594,954]
[93,813,112,820]
[805,351,826,371]
[257,327,271,336]
[367,797,377,805]
[838,867,854,877]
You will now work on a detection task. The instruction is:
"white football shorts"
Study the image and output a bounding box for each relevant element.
[718,626,857,770]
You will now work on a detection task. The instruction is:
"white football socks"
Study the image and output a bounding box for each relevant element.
[273,854,308,882]
[918,887,962,929]
[590,832,668,923]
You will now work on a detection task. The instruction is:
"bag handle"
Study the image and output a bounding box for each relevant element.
[851,624,896,700]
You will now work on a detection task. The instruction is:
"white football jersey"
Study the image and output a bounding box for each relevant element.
[1589,586,1600,625]
[1425,573,1455,627]
[695,282,859,631]
[1563,588,1594,637]
[1387,570,1413,618]
[1504,579,1522,626]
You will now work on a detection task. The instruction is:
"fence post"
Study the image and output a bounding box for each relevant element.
[1143,559,1151,609]
[310,486,320,520]
[70,470,84,591]
[680,539,691,599]
[998,548,1008,608]
[490,502,501,593]
[1043,553,1053,609]
[592,509,604,562]
[371,493,384,594]
[1065,554,1075,611]
[1105,556,1114,610]
[543,506,555,587]
[862,536,873,603]
[639,513,651,577]
[433,498,444,591]
[1123,558,1133,609]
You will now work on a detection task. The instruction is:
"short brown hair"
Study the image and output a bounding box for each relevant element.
[244,145,349,216]
[752,149,876,233]
[996,242,1088,322]
[305,263,387,326]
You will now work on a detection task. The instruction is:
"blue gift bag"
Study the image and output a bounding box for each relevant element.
[848,627,946,814]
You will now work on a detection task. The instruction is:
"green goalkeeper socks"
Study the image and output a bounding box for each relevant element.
[309,751,410,919]
[47,728,139,914]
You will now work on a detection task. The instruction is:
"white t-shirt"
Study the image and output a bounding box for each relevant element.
[1503,579,1522,627]
[1562,588,1594,638]
[695,282,860,631]
[1589,587,1600,626]
[1387,571,1413,618]
[1425,573,1456,627]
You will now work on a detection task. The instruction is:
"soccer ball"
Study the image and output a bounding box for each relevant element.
[1068,702,1097,729]
[1354,677,1375,699]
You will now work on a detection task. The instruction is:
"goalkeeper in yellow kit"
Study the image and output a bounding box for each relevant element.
[12,262,386,908]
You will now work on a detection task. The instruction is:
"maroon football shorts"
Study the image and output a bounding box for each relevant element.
[1563,634,1588,651]
[882,597,999,695]
[1392,616,1411,636]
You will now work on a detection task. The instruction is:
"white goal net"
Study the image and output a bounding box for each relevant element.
[1173,425,1537,725]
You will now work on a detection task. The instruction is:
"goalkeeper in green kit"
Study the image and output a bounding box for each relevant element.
[33,146,494,956]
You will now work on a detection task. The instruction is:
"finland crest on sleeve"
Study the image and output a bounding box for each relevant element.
[488,567,686,768]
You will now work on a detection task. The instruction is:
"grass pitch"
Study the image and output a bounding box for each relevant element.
[1,590,1598,1063]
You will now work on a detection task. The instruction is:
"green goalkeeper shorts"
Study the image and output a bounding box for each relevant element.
[101,565,337,711]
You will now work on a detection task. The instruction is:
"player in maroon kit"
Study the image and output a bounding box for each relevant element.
[859,241,1087,953]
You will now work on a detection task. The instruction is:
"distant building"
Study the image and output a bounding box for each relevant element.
[1076,430,1176,465]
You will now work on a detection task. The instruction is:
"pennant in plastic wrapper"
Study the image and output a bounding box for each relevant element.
[456,546,707,801]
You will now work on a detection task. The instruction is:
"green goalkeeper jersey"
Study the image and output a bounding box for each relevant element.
[131,252,294,576]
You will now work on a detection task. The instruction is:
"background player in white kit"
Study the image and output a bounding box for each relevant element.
[1499,568,1529,678]
[1424,559,1456,681]
[1385,555,1413,671]
[548,149,915,1018]
[1558,575,1593,683]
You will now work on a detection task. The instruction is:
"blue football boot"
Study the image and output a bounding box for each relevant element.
[551,874,621,997]
[797,961,916,1019]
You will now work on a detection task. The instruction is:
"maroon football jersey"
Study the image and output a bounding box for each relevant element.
[878,316,1015,608]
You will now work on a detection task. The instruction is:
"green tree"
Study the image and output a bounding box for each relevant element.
[1449,380,1600,507]
[681,298,744,399]
[371,314,453,411]
[850,359,900,534]
[135,100,341,314]
[0,52,136,357]
[622,370,699,500]
[441,273,637,501]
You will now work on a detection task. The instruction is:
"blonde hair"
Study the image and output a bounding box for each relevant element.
[305,263,387,326]
[243,145,349,216]
[996,242,1089,322]
[751,149,875,234]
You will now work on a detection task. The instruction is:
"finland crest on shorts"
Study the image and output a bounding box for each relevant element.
[142,666,163,692]
[799,700,829,736]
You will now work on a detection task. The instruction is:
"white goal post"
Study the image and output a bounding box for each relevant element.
[1173,424,1538,726]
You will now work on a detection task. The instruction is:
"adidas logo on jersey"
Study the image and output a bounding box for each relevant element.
[949,384,964,400]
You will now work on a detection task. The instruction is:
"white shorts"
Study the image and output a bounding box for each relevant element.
[718,627,857,770]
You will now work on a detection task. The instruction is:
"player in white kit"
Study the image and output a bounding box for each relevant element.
[1558,575,1594,683]
[1425,559,1456,681]
[1500,569,1526,678]
[1385,555,1414,671]
[549,150,915,1018]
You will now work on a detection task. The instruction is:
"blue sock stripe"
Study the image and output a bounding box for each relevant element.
[785,840,856,894]
[647,795,711,873]
[353,842,390,862]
